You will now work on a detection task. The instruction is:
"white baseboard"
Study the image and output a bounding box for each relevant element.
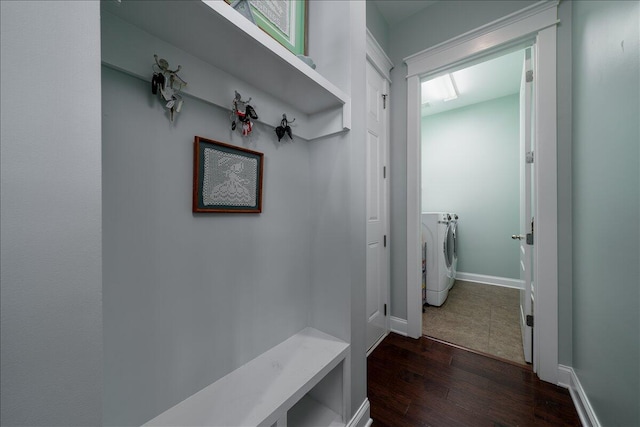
[390,316,408,336]
[557,364,571,388]
[558,365,601,427]
[366,332,388,357]
[347,398,372,427]
[455,272,524,289]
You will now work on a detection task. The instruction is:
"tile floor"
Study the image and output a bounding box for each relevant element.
[422,280,527,365]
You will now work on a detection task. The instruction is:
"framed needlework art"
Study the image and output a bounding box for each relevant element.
[193,136,264,213]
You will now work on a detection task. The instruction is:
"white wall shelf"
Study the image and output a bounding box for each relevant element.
[101,0,351,141]
[143,327,349,427]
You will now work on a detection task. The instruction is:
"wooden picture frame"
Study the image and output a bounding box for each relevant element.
[193,136,264,213]
[228,0,308,56]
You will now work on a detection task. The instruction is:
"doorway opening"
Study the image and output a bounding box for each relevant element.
[419,48,530,365]
[404,1,558,383]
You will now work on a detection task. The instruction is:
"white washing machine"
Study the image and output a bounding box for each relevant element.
[421,212,453,307]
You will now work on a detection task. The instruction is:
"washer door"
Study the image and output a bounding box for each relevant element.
[444,222,454,269]
[450,221,458,260]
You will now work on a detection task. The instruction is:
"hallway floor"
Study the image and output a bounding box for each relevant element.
[422,280,526,365]
[368,333,581,426]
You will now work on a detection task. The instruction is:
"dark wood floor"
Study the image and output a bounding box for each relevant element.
[368,333,581,427]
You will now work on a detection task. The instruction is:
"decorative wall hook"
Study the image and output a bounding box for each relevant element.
[275,114,295,141]
[151,54,187,122]
[231,91,258,136]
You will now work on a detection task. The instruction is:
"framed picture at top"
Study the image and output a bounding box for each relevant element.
[229,0,308,56]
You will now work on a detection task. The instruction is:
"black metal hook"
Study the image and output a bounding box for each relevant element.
[275,114,295,141]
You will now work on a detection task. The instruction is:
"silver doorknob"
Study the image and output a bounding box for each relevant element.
[511,234,524,240]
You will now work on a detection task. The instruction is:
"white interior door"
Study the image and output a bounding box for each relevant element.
[366,61,389,352]
[517,48,533,363]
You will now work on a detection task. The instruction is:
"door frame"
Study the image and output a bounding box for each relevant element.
[403,1,559,383]
[366,29,393,351]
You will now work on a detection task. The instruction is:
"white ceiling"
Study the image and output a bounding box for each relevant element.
[421,49,525,116]
[371,0,438,26]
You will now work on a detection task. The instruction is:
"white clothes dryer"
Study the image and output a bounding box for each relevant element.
[422,212,453,306]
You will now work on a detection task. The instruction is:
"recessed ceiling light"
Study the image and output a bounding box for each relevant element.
[421,74,458,104]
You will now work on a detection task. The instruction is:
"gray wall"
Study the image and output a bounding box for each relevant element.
[556,0,573,367]
[387,0,538,319]
[102,1,368,424]
[366,1,390,53]
[1,1,366,426]
[0,2,103,426]
[571,1,639,425]
[348,1,369,413]
[308,0,369,416]
[102,68,314,425]
[422,95,520,279]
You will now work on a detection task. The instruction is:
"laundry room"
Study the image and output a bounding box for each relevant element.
[420,49,526,364]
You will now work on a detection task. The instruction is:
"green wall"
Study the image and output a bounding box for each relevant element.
[572,1,639,425]
[422,95,520,280]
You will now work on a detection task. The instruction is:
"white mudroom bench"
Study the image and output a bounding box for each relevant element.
[144,327,350,427]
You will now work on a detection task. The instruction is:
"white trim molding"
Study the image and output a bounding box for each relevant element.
[390,316,408,336]
[455,272,524,289]
[366,29,394,82]
[406,73,422,340]
[557,365,602,427]
[347,398,372,427]
[404,0,559,384]
[404,1,559,77]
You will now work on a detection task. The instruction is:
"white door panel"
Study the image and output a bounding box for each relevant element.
[367,132,381,222]
[366,61,389,351]
[519,48,533,364]
[367,242,381,320]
